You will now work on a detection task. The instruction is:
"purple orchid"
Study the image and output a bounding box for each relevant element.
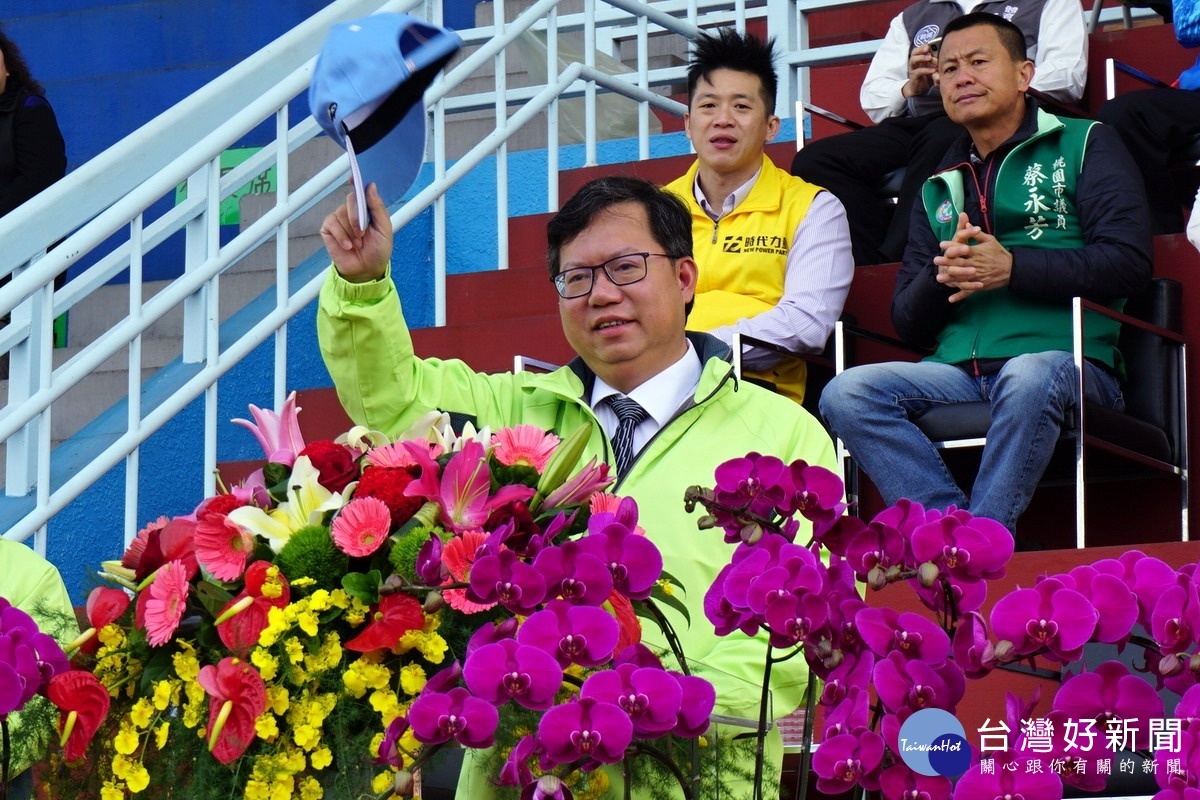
[537,696,633,766]
[231,391,305,466]
[581,662,682,738]
[819,650,875,707]
[407,686,499,748]
[1155,729,1200,794]
[712,452,791,535]
[954,754,1063,800]
[375,715,410,767]
[0,596,70,715]
[909,511,1013,583]
[823,685,871,739]
[421,661,463,695]
[909,569,989,615]
[784,460,847,535]
[533,541,614,606]
[989,576,1098,662]
[743,543,826,617]
[1051,660,1164,751]
[467,549,548,615]
[1121,551,1181,628]
[855,607,951,664]
[523,775,575,800]
[1065,565,1140,644]
[845,520,907,584]
[764,591,830,648]
[812,730,885,794]
[1153,577,1200,656]
[463,638,564,711]
[575,501,662,600]
[951,611,997,679]
[613,643,664,670]
[814,515,867,559]
[497,735,537,787]
[518,600,620,668]
[703,569,761,637]
[878,763,952,800]
[406,439,536,533]
[670,673,716,737]
[415,533,450,585]
[465,617,518,658]
[873,650,965,715]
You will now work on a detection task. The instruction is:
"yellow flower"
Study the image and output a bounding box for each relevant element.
[343,669,367,698]
[268,776,295,800]
[243,779,271,800]
[98,625,126,647]
[329,588,350,609]
[152,679,174,711]
[369,689,400,717]
[399,664,427,695]
[173,644,201,681]
[261,565,286,599]
[259,606,289,647]
[255,714,279,741]
[251,649,279,682]
[125,763,150,794]
[100,782,125,800]
[296,609,319,638]
[310,747,333,770]
[283,749,306,773]
[129,699,153,729]
[267,686,290,715]
[299,776,323,800]
[308,589,331,612]
[371,771,394,794]
[111,754,133,779]
[293,724,319,750]
[114,727,140,755]
[398,629,448,663]
[399,728,420,761]
[284,637,305,665]
[577,768,611,800]
[155,722,170,750]
[658,578,676,597]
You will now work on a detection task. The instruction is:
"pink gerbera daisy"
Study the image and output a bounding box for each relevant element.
[491,425,560,472]
[140,560,190,647]
[442,530,495,613]
[365,439,443,469]
[194,513,255,582]
[332,496,393,557]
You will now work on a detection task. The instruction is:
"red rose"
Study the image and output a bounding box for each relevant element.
[356,466,424,529]
[299,440,359,493]
[196,493,245,522]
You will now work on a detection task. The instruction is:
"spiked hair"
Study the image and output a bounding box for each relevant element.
[686,28,778,114]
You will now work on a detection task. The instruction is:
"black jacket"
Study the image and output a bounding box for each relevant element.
[0,84,66,217]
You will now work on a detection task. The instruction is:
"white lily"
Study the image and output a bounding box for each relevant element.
[227,456,346,552]
[336,425,390,453]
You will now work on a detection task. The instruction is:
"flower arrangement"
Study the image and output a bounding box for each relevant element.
[684,451,1200,800]
[36,395,719,800]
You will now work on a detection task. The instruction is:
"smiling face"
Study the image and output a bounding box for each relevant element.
[937,23,1033,152]
[556,202,697,394]
[684,68,780,184]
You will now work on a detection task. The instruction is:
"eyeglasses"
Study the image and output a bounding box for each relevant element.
[550,252,675,299]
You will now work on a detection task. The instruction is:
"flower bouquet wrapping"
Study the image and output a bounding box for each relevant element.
[38,395,719,800]
[686,451,1200,800]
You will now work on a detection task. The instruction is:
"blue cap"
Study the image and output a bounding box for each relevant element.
[309,14,461,225]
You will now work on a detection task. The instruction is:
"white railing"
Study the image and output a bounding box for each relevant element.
[0,0,1140,568]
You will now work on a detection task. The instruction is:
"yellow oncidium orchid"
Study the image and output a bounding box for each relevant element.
[226,457,346,552]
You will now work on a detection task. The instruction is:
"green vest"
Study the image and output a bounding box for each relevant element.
[920,110,1124,369]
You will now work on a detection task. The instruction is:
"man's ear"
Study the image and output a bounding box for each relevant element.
[1017,59,1034,91]
[676,256,699,302]
[765,114,781,143]
[683,111,693,141]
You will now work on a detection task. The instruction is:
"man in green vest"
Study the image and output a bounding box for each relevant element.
[664,28,853,405]
[819,12,1152,534]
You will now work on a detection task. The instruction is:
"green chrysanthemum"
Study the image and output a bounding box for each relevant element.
[275,525,348,591]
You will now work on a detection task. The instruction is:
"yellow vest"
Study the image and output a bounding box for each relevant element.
[665,155,822,403]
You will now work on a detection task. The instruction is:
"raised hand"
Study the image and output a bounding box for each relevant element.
[320,183,394,283]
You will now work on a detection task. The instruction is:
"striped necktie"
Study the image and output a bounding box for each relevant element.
[606,394,649,477]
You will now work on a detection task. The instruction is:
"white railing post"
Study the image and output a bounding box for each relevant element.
[182,160,215,365]
[5,258,44,497]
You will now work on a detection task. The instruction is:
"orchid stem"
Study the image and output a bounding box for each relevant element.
[641,599,690,676]
[797,679,817,800]
[628,744,695,800]
[1,717,9,800]
[624,755,633,800]
[751,645,773,800]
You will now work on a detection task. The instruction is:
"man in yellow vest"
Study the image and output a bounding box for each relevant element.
[664,28,853,404]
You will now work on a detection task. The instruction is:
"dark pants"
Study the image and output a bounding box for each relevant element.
[1097,87,1200,235]
[790,112,965,265]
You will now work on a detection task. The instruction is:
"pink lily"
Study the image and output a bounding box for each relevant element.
[231,392,305,466]
[405,439,535,533]
[543,457,614,510]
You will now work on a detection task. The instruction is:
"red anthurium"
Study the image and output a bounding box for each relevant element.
[197,657,267,765]
[345,593,426,653]
[71,587,131,654]
[47,671,111,761]
[216,561,290,654]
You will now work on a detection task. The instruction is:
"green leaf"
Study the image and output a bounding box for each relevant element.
[263,461,291,503]
[342,570,382,604]
[658,569,687,594]
[193,580,235,619]
[648,587,691,627]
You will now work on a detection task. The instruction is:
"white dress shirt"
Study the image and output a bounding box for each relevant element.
[1189,188,1200,253]
[590,341,703,458]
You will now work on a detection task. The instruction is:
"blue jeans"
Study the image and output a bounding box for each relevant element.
[819,352,1124,532]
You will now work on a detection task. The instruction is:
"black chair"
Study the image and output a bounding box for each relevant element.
[832,278,1189,547]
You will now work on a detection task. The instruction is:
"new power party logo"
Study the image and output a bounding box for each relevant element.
[897,708,972,777]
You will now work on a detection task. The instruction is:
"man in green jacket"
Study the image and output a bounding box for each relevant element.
[318,176,838,798]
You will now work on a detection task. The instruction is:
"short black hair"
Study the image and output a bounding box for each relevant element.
[686,28,778,114]
[546,177,695,315]
[941,12,1028,63]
